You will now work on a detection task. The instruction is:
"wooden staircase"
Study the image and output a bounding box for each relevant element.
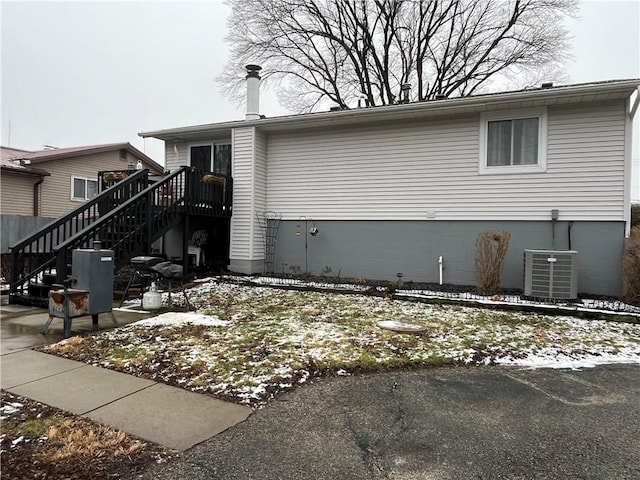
[9,167,232,307]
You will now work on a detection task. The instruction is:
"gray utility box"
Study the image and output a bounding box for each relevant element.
[523,249,579,300]
[72,244,115,314]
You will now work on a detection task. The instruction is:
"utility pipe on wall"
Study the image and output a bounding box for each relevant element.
[33,175,45,216]
[438,256,444,285]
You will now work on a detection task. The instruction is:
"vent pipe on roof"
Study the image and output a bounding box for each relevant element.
[246,64,262,120]
[400,83,411,104]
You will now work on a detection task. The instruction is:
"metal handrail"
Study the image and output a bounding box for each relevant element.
[9,169,150,293]
[52,166,233,282]
[10,166,233,298]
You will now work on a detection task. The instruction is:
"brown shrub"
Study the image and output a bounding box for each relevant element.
[622,225,640,303]
[631,203,640,228]
[474,230,511,294]
[1,253,11,283]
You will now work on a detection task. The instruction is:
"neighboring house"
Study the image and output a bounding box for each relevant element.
[141,73,639,296]
[1,143,164,218]
[1,143,164,253]
[1,147,50,217]
[1,150,53,255]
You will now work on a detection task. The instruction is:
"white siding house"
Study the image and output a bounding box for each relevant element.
[141,79,640,296]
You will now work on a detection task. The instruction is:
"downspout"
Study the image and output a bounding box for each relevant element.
[33,175,45,216]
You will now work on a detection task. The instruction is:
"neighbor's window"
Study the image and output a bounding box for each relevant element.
[71,176,98,201]
[479,108,547,174]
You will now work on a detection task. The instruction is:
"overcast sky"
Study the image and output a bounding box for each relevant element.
[1,0,639,200]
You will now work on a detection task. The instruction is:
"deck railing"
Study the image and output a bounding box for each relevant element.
[10,166,232,300]
[9,169,150,294]
[53,166,233,283]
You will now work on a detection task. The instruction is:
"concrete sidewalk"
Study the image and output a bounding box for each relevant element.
[1,349,252,451]
[0,303,252,451]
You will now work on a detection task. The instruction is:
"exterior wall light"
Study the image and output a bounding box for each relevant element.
[309,225,319,236]
[295,223,301,236]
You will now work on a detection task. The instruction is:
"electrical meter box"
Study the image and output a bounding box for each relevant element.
[72,242,115,314]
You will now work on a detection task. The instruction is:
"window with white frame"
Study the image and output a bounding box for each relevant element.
[479,107,547,174]
[71,176,98,201]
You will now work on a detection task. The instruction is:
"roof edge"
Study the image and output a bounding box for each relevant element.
[139,78,640,140]
[11,143,164,172]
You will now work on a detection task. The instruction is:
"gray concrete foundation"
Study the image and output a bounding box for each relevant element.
[228,258,265,275]
[271,220,625,296]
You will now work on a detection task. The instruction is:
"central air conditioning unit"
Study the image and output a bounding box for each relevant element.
[523,249,579,300]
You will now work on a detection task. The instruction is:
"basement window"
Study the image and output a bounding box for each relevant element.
[71,176,98,201]
[479,107,547,174]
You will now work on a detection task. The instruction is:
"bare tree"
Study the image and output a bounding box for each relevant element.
[219,0,577,112]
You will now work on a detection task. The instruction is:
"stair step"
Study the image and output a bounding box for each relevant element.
[9,293,48,308]
[28,283,54,298]
[8,169,226,310]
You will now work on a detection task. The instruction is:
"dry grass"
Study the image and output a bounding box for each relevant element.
[1,391,171,480]
[622,226,640,304]
[474,230,511,294]
[43,419,145,463]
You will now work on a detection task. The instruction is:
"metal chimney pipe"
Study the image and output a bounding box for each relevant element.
[400,83,411,103]
[245,64,262,120]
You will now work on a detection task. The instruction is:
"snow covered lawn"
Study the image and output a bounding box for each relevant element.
[43,281,640,408]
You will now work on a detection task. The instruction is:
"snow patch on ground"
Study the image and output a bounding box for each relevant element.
[497,349,640,370]
[0,402,24,419]
[133,312,230,327]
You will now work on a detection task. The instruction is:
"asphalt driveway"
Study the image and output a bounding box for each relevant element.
[140,364,640,479]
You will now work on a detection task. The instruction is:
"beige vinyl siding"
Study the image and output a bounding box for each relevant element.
[230,127,255,260]
[545,101,626,221]
[38,151,138,217]
[0,173,36,215]
[265,101,627,221]
[267,116,477,220]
